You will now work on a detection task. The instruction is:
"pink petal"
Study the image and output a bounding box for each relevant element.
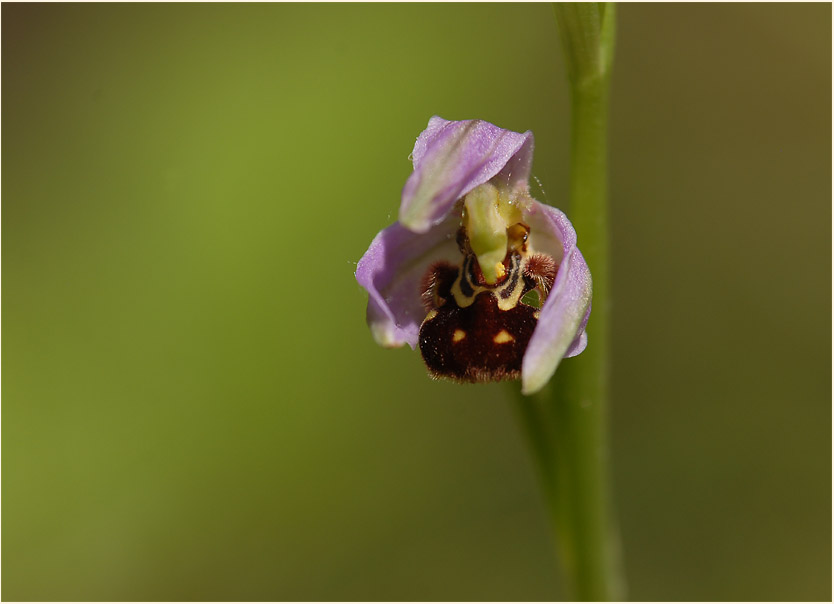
[399,117,534,233]
[521,202,593,394]
[355,212,461,349]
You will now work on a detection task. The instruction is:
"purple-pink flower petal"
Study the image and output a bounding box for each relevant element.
[399,116,534,233]
[355,212,461,349]
[564,306,591,358]
[521,202,593,394]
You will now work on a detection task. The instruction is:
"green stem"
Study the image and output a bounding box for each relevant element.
[514,3,624,601]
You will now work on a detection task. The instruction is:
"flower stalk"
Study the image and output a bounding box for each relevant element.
[514,3,624,601]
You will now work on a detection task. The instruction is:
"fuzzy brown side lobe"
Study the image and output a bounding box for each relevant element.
[523,253,557,298]
[420,262,459,311]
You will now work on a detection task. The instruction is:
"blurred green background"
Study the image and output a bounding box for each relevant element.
[3,3,830,601]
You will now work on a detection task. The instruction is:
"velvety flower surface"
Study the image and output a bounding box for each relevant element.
[356,117,592,395]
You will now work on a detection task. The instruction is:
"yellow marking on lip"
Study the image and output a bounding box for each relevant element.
[453,329,466,343]
[493,330,514,344]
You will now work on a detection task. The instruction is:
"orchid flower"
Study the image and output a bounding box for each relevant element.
[356,117,592,395]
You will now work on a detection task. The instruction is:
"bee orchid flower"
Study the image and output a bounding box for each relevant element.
[356,117,592,395]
